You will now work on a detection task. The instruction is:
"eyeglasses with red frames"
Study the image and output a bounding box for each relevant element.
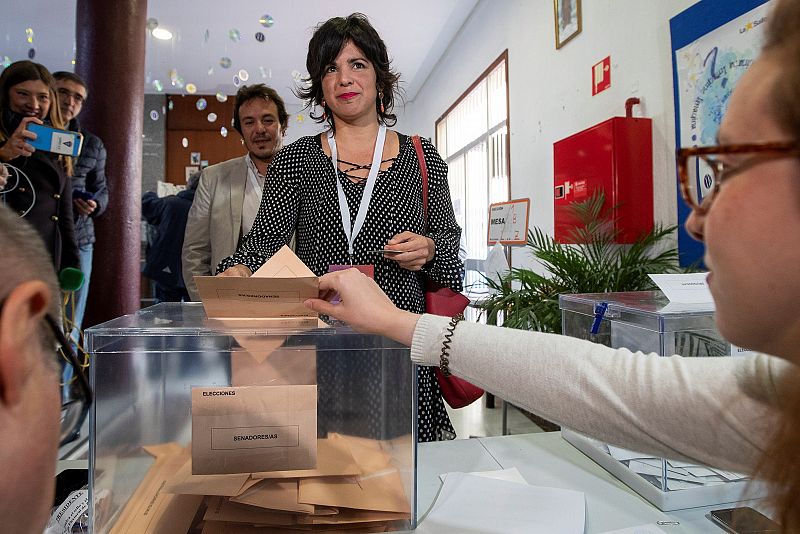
[676,141,800,214]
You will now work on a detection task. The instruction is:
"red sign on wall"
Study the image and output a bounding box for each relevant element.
[592,56,611,95]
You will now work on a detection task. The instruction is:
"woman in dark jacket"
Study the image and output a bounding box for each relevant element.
[0,61,78,272]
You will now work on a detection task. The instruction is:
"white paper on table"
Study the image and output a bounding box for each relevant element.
[599,525,670,534]
[439,467,527,485]
[417,472,585,534]
[648,273,713,304]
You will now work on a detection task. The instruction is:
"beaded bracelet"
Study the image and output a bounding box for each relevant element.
[439,313,464,376]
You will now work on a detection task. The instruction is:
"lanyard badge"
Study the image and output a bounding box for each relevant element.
[329,124,387,261]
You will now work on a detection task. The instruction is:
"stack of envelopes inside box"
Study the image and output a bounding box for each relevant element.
[108,433,411,533]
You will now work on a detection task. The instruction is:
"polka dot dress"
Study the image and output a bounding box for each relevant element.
[219,132,463,442]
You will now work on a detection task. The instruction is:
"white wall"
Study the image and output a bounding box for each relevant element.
[397,0,699,269]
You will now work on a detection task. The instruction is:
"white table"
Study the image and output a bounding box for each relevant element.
[416,432,766,533]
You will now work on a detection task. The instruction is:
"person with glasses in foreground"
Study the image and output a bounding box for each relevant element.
[306,0,800,528]
[0,202,91,533]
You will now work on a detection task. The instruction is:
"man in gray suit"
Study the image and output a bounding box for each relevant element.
[182,84,288,300]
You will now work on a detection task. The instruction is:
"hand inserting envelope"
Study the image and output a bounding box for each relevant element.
[195,246,319,322]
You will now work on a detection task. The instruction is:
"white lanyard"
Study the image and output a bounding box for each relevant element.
[329,123,387,258]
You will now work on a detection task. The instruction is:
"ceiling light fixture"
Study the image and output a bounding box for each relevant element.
[152,28,173,40]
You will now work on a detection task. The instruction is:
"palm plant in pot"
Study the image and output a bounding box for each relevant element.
[477,190,681,334]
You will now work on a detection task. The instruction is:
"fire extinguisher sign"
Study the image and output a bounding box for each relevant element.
[487,198,530,245]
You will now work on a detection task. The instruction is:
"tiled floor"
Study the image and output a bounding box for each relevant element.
[446,396,543,439]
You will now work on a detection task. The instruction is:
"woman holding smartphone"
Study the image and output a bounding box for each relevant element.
[0,60,78,272]
[307,0,800,528]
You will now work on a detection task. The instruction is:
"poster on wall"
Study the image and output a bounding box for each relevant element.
[670,0,772,266]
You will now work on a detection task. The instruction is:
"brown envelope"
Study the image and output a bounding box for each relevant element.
[201,521,390,533]
[231,479,317,514]
[203,496,296,525]
[231,345,317,386]
[196,246,319,319]
[330,433,392,475]
[251,437,362,479]
[191,385,317,475]
[165,457,251,496]
[298,508,410,525]
[109,447,203,534]
[298,468,411,514]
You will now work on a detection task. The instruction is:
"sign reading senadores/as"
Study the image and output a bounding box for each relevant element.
[487,198,530,245]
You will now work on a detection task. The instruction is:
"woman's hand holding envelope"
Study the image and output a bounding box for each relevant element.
[304,268,419,346]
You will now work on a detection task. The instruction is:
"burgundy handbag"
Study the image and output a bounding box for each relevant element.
[412,135,485,409]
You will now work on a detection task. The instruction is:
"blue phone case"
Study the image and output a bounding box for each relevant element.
[27,123,83,157]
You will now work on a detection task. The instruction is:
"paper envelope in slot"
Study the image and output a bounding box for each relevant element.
[298,468,411,514]
[192,385,317,475]
[196,245,319,320]
[231,344,317,387]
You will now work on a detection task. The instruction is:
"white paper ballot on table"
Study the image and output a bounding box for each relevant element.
[648,273,713,304]
[439,467,527,485]
[417,472,585,534]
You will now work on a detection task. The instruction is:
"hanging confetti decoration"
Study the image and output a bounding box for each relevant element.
[296,114,305,124]
[207,112,218,123]
[203,29,210,43]
[228,29,241,42]
[238,69,249,82]
[28,49,36,59]
[215,92,228,103]
[220,57,232,69]
[152,79,164,92]
[25,28,35,44]
[181,137,189,148]
[255,32,265,43]
[259,14,274,28]
[168,100,174,110]
[2,56,11,68]
[233,75,241,87]
[146,18,159,31]
[149,110,160,121]
[207,67,214,76]
[220,126,228,137]
[196,98,207,111]
[185,83,197,94]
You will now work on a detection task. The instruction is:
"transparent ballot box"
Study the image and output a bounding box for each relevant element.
[85,303,416,533]
[558,291,761,511]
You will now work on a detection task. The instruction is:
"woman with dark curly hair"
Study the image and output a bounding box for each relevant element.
[218,14,463,442]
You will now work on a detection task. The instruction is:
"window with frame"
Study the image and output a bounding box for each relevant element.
[435,51,510,291]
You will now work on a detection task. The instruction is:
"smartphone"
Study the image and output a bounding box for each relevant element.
[709,507,781,533]
[27,123,84,157]
[72,189,95,201]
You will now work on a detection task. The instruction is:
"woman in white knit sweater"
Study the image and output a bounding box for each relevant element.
[306,0,800,528]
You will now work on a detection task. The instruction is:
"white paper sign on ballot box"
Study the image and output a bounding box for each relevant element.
[487,198,530,245]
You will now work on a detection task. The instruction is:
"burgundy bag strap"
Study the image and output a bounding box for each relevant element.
[412,135,429,226]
